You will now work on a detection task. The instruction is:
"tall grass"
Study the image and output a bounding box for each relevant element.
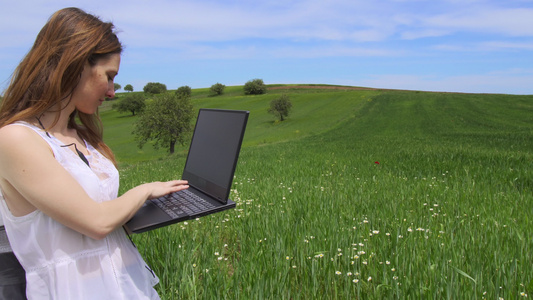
[106,89,533,299]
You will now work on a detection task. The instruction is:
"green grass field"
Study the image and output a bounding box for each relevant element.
[102,86,533,299]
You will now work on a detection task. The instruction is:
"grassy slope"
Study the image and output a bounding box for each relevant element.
[102,86,533,299]
[101,86,380,163]
[234,91,533,299]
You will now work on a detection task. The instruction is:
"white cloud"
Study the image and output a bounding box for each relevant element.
[431,40,533,52]
[357,69,533,94]
[424,7,533,37]
[481,41,533,51]
[4,0,533,48]
[401,29,452,40]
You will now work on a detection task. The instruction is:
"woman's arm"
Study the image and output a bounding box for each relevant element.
[0,125,188,240]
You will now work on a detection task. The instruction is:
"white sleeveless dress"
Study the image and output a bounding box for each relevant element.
[0,122,160,300]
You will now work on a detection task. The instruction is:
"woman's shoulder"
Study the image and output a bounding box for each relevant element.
[0,121,38,139]
[0,122,50,153]
[0,122,34,139]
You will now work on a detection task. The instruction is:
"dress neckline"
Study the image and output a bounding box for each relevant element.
[34,117,91,167]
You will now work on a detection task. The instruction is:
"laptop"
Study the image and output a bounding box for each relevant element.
[125,108,249,234]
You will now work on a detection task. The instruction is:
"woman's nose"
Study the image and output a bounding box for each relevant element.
[106,83,115,98]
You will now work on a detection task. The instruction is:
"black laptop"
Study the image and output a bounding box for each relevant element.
[125,108,249,233]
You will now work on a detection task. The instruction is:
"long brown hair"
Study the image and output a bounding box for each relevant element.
[0,7,122,164]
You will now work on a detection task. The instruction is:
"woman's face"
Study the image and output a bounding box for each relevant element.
[71,54,120,114]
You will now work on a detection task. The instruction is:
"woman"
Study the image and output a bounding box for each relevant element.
[0,7,188,299]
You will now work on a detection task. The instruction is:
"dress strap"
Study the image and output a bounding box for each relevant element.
[34,117,90,167]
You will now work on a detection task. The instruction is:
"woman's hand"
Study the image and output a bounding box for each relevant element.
[141,180,189,200]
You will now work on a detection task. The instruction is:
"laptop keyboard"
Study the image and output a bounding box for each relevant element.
[152,189,216,218]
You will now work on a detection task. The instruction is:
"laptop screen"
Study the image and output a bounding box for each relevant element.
[182,109,248,202]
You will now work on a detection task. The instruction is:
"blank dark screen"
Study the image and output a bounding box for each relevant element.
[184,110,247,190]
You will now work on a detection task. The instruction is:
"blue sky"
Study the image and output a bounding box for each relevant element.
[1,0,533,94]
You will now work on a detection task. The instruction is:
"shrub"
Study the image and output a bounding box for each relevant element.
[210,83,226,96]
[244,79,267,95]
[143,82,167,94]
[176,85,192,97]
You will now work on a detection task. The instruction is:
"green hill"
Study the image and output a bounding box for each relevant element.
[102,85,381,163]
[102,86,533,299]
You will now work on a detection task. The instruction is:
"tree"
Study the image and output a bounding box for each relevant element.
[114,83,121,92]
[143,82,167,94]
[244,78,267,95]
[210,83,225,96]
[176,85,192,97]
[112,93,146,116]
[133,93,194,154]
[268,94,292,121]
[124,84,134,92]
